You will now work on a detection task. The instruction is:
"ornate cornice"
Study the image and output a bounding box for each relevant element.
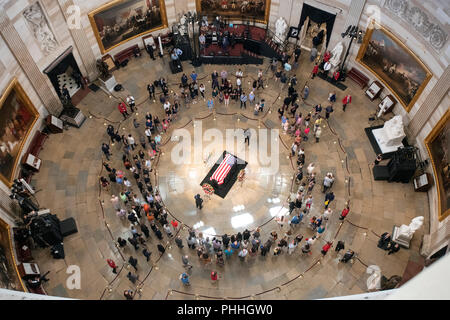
[384,0,447,50]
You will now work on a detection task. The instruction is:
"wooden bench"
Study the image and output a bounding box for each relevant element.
[19,130,48,183]
[27,131,48,158]
[113,44,141,66]
[347,67,369,89]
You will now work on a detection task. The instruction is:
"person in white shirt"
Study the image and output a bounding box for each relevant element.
[126,95,135,112]
[123,178,132,189]
[163,224,173,237]
[236,77,241,87]
[236,69,243,78]
[238,248,248,260]
[163,101,171,116]
[306,236,317,246]
[144,159,151,169]
[307,163,315,176]
[127,134,136,150]
[323,208,333,221]
[323,61,332,77]
[322,173,335,193]
[145,128,152,142]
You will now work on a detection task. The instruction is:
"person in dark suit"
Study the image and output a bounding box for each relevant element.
[117,237,127,247]
[195,194,203,209]
[128,256,138,270]
[378,232,391,250]
[140,224,150,238]
[146,44,155,60]
[142,248,152,261]
[61,85,71,101]
[128,237,139,250]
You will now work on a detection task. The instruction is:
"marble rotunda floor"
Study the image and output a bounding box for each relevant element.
[29,52,428,300]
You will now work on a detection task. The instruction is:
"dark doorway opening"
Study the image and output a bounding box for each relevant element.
[43,46,83,101]
[298,3,336,50]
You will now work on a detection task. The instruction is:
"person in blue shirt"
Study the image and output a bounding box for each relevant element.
[230,241,240,250]
[207,98,214,111]
[190,71,198,82]
[303,85,310,100]
[248,91,255,105]
[180,273,190,285]
[224,247,233,258]
[240,92,247,109]
[291,214,300,226]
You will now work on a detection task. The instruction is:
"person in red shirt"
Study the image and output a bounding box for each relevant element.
[118,102,129,119]
[321,242,333,256]
[107,258,117,274]
[333,70,340,82]
[342,95,352,112]
[340,205,350,220]
[323,51,331,63]
[311,63,319,79]
[210,271,218,282]
[170,220,179,229]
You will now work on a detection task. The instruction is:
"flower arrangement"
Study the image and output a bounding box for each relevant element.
[202,183,214,195]
[238,169,246,182]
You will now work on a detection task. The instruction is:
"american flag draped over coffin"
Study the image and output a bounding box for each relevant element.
[210,153,237,185]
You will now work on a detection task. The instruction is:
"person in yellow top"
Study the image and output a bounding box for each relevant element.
[314,115,323,133]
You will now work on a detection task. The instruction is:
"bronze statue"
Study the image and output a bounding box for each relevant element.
[380,275,402,290]
[96,59,110,80]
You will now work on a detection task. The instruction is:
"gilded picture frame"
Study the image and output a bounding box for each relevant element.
[425,109,450,222]
[0,217,26,292]
[195,0,271,25]
[356,20,432,113]
[88,0,168,54]
[0,78,39,188]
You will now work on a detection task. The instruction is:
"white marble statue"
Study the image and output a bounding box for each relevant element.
[378,98,390,117]
[366,265,382,291]
[398,216,424,239]
[274,17,288,44]
[379,115,406,147]
[23,2,58,55]
[329,41,344,68]
[178,15,188,36]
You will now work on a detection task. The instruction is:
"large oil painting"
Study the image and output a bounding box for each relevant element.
[89,0,168,54]
[425,110,450,222]
[196,0,271,24]
[356,20,432,112]
[0,79,39,188]
[0,218,24,291]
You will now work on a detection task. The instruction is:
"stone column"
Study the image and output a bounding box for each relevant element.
[407,66,450,138]
[344,0,366,27]
[0,12,63,115]
[57,0,98,81]
[342,0,366,67]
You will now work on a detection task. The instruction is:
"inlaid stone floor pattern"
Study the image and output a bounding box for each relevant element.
[30,52,428,300]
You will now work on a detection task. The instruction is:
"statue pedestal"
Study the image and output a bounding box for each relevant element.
[371,116,406,154]
[392,225,412,248]
[100,75,118,93]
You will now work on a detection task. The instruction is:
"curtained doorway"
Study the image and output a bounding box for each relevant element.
[298,3,336,53]
[43,46,84,101]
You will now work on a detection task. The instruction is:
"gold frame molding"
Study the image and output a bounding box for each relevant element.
[195,0,271,25]
[0,217,26,292]
[88,0,168,54]
[0,78,39,188]
[425,109,450,222]
[356,20,432,113]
